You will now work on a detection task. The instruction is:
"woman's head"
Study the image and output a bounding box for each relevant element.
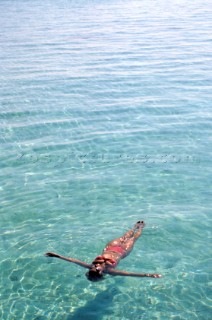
[86,265,104,282]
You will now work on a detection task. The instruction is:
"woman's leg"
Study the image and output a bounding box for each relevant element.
[120,223,145,256]
[105,221,145,248]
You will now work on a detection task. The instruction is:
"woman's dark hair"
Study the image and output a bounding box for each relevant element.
[86,268,104,282]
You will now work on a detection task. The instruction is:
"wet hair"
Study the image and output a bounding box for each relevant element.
[86,268,104,282]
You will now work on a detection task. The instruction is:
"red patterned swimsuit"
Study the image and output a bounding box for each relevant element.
[93,245,126,268]
[104,245,126,256]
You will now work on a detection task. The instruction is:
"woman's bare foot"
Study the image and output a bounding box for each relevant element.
[134,221,145,230]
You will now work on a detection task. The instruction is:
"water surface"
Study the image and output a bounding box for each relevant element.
[0,0,211,319]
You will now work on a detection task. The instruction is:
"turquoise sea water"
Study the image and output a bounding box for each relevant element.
[0,0,211,319]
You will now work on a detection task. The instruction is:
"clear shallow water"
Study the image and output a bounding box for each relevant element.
[0,0,211,319]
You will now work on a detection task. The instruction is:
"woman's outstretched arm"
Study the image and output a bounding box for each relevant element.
[45,252,92,269]
[106,268,162,278]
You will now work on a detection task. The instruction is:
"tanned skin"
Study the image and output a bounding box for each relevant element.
[45,221,162,280]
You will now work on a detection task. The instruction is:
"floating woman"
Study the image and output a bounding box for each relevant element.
[45,221,162,282]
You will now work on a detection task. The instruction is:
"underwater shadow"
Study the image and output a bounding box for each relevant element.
[67,286,120,320]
